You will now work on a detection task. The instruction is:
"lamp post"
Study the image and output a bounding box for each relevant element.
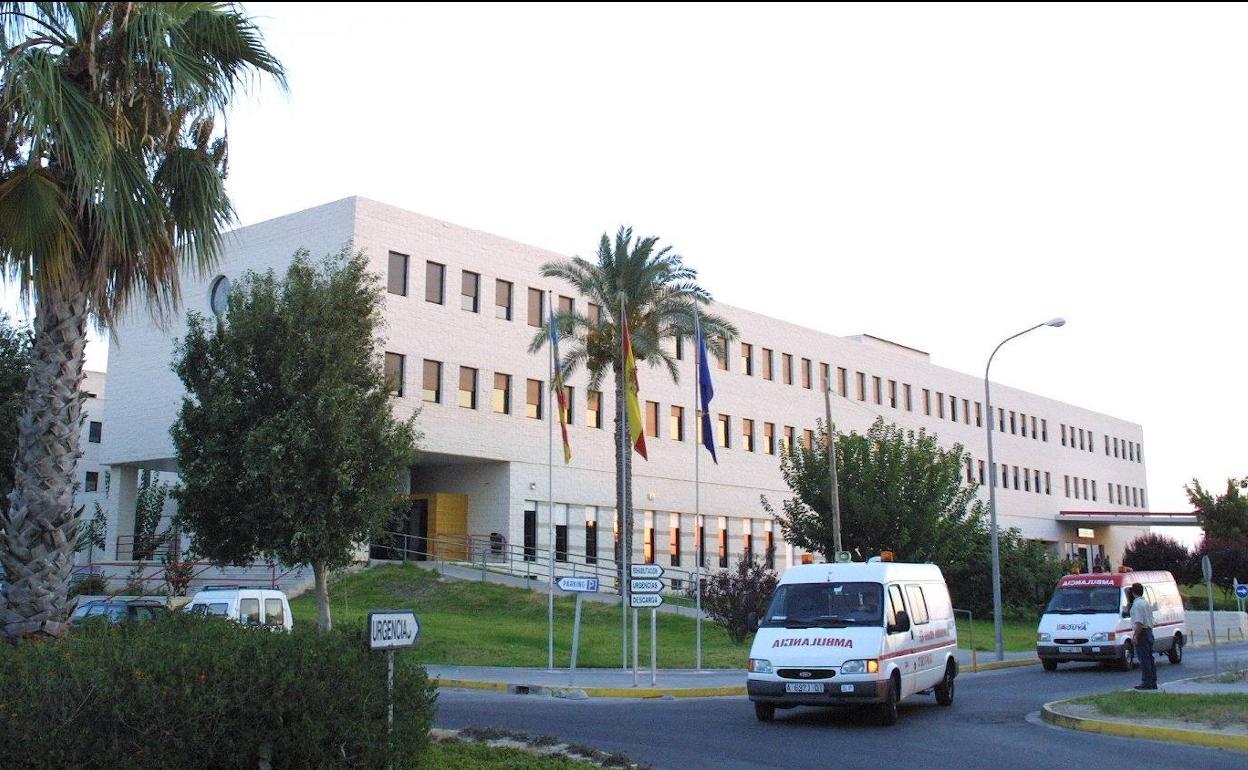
[984,317,1065,661]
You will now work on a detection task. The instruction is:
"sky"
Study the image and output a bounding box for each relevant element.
[6,3,1245,523]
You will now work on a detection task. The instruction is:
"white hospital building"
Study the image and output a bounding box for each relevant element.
[93,197,1163,583]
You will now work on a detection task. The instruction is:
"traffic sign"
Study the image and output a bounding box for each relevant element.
[630,578,663,593]
[1236,584,1248,600]
[1202,554,1213,583]
[629,593,664,609]
[368,610,420,650]
[556,576,600,593]
[630,564,664,579]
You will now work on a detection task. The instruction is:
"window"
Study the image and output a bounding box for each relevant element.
[1019,412,1027,437]
[837,367,848,397]
[1001,464,1009,487]
[978,460,986,485]
[1086,431,1094,453]
[1109,485,1115,504]
[888,380,898,408]
[382,353,406,397]
[764,423,776,455]
[820,363,831,391]
[782,354,793,385]
[718,518,728,568]
[1091,480,1097,501]
[1044,472,1051,495]
[873,376,882,405]
[1030,416,1037,438]
[949,396,957,422]
[1034,469,1041,494]
[965,458,975,484]
[85,471,98,492]
[674,336,684,361]
[904,384,913,411]
[936,392,945,419]
[1064,475,1071,497]
[1113,437,1119,458]
[782,426,795,453]
[697,517,706,568]
[963,399,971,425]
[1078,428,1085,450]
[670,405,685,441]
[717,414,730,449]
[88,421,102,444]
[585,515,598,564]
[1061,424,1067,446]
[1013,466,1020,490]
[741,343,754,375]
[387,251,409,296]
[1082,478,1089,499]
[1129,441,1136,462]
[495,279,513,320]
[905,585,929,625]
[1041,419,1048,441]
[887,585,907,631]
[975,402,983,427]
[765,527,774,569]
[803,429,814,450]
[461,270,480,312]
[1023,468,1030,492]
[562,386,574,425]
[556,508,569,563]
[923,389,931,415]
[526,379,543,419]
[1009,411,1016,434]
[239,598,260,626]
[743,419,755,452]
[458,367,477,409]
[493,373,511,414]
[646,401,660,438]
[420,359,439,402]
[559,295,573,316]
[742,520,753,564]
[670,516,681,567]
[762,348,774,380]
[587,303,601,326]
[587,390,603,428]
[425,261,445,304]
[717,338,729,371]
[264,598,285,627]
[801,358,812,389]
[856,372,866,401]
[527,288,544,327]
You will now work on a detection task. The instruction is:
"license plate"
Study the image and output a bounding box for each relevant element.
[785,682,825,693]
[1058,646,1080,653]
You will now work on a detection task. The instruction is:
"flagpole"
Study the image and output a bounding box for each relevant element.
[619,294,630,671]
[693,302,702,672]
[547,290,555,672]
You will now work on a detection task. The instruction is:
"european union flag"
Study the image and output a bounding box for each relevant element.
[695,311,717,464]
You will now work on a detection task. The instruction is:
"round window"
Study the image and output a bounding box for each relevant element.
[209,275,231,318]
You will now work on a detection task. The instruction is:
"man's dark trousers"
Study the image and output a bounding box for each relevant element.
[1137,629,1156,688]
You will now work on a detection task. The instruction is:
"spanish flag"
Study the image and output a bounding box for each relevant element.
[549,308,572,463]
[623,311,647,460]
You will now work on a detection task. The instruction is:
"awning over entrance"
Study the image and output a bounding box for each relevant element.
[1058,510,1200,527]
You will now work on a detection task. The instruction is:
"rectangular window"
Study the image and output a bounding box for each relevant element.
[762,348,774,380]
[782,354,793,385]
[524,502,537,562]
[85,471,99,492]
[562,386,574,425]
[1044,472,1051,495]
[936,392,945,419]
[644,513,654,564]
[425,261,445,304]
[802,429,814,450]
[239,598,260,626]
[1078,428,1085,450]
[717,338,729,371]
[978,460,986,485]
[717,414,731,449]
[782,426,795,452]
[1001,464,1009,488]
[587,390,602,428]
[697,518,706,568]
[420,359,440,403]
[1010,411,1017,435]
[1082,478,1089,499]
[674,335,684,361]
[495,279,513,320]
[559,295,574,317]
[1013,466,1020,490]
[1041,419,1048,441]
[585,517,598,564]
[88,420,103,444]
[587,302,601,326]
[1113,437,1119,458]
[526,379,543,419]
[741,343,754,375]
[670,517,681,567]
[556,523,569,563]
[888,380,898,408]
[837,367,848,397]
[765,527,774,569]
[856,372,866,401]
[669,405,684,441]
[1023,467,1031,492]
[949,396,957,422]
[527,288,544,327]
[461,270,480,312]
[718,519,728,568]
[1109,485,1115,504]
[264,598,285,627]
[742,521,753,564]
[904,384,913,411]
[905,585,930,625]
[743,418,755,452]
[923,389,931,415]
[1019,412,1027,438]
[966,458,974,484]
[975,402,983,427]
[1034,469,1041,493]
[387,251,409,296]
[820,362,831,392]
[1087,431,1094,453]
[646,401,659,438]
[802,358,812,389]
[493,373,511,414]
[1091,480,1097,502]
[384,353,406,397]
[873,376,882,405]
[1064,475,1070,497]
[1030,416,1037,439]
[764,422,776,455]
[963,399,971,425]
[1061,424,1067,446]
[1129,441,1136,462]
[458,366,477,409]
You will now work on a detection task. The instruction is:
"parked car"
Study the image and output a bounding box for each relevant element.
[184,586,293,631]
[69,599,171,628]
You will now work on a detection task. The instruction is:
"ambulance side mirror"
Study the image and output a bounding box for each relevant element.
[889,611,910,635]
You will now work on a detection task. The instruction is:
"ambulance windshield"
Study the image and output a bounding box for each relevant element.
[762,582,883,628]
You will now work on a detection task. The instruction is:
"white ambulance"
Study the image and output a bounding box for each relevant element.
[184,585,294,631]
[1036,571,1185,671]
[746,561,958,726]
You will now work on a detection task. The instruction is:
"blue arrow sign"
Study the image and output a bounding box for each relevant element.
[1236,584,1248,599]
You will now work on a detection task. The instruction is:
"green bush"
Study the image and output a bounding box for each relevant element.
[0,613,436,768]
[67,572,108,598]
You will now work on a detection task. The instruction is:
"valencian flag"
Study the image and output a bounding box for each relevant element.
[549,309,572,463]
[695,310,717,463]
[623,311,648,459]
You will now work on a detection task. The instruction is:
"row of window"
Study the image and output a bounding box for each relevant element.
[1063,475,1147,507]
[1058,424,1145,465]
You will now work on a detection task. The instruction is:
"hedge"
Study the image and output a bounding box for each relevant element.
[0,613,436,768]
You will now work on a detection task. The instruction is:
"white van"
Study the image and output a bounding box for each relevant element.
[746,561,958,726]
[184,586,293,631]
[1036,571,1185,671]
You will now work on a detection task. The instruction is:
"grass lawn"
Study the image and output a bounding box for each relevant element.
[1179,584,1242,612]
[1071,691,1248,729]
[407,741,596,769]
[955,616,1039,653]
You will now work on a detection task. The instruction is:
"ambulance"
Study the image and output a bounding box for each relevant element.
[746,561,958,726]
[1036,571,1186,671]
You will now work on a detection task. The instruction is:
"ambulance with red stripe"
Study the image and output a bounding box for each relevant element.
[1036,570,1186,671]
[746,561,958,726]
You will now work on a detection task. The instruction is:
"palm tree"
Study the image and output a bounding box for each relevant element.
[0,3,285,639]
[530,227,737,572]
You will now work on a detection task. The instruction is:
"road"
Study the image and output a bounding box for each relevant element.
[434,641,1248,769]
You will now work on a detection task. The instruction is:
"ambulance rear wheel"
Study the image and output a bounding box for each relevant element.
[1167,634,1183,665]
[754,702,775,722]
[878,677,900,726]
[1042,659,1058,672]
[935,662,955,706]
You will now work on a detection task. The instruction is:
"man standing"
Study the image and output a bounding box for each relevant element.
[1129,583,1157,690]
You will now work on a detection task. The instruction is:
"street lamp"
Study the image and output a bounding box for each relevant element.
[984,317,1065,661]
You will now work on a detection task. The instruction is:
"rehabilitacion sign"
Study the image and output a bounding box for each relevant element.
[368,610,421,650]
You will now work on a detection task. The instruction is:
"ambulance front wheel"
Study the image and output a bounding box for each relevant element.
[935,662,955,706]
[878,676,900,726]
[754,702,775,722]
[1042,659,1058,672]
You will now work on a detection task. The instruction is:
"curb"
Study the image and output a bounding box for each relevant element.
[1040,698,1248,752]
[435,677,745,699]
[965,657,1040,673]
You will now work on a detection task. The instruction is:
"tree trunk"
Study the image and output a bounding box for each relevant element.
[312,560,332,632]
[0,281,90,640]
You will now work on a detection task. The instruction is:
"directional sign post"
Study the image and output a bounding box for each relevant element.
[556,576,599,683]
[1235,580,1247,614]
[368,610,420,753]
[1203,555,1219,673]
[629,565,664,685]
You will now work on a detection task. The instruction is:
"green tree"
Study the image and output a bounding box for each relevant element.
[1184,477,1248,540]
[171,249,419,632]
[0,313,31,511]
[130,470,171,561]
[700,558,778,644]
[529,227,736,569]
[1122,532,1193,583]
[0,3,284,639]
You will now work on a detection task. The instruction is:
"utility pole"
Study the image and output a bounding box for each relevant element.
[823,375,842,556]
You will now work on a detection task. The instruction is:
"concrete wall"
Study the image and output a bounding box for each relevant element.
[1185,611,1248,644]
